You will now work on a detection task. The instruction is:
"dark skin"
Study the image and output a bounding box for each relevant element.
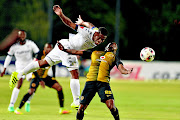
[57,42,133,115]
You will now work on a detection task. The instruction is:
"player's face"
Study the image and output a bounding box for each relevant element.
[18,31,26,45]
[107,42,118,53]
[44,44,53,55]
[18,31,26,41]
[93,32,106,45]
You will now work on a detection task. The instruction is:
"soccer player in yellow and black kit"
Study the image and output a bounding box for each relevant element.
[14,43,70,115]
[57,42,133,120]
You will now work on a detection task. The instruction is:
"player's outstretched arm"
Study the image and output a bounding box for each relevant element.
[75,15,95,29]
[53,5,76,30]
[118,64,133,74]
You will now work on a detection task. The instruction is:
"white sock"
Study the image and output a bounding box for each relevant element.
[27,93,35,103]
[18,61,40,79]
[70,79,80,105]
[9,87,20,107]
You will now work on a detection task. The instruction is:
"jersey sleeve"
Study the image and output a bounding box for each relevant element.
[77,26,90,35]
[82,49,93,59]
[30,41,40,54]
[7,46,14,56]
[115,56,123,67]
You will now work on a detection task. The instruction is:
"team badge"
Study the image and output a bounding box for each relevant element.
[31,83,36,87]
[100,56,105,60]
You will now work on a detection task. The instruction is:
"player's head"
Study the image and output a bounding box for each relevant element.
[44,43,53,55]
[17,30,26,45]
[105,42,118,54]
[93,27,108,45]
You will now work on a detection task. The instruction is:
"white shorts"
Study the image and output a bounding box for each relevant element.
[45,39,79,71]
[16,61,33,81]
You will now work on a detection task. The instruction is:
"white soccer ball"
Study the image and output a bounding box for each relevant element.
[140,47,155,62]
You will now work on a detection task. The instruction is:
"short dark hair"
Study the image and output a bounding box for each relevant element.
[99,27,108,36]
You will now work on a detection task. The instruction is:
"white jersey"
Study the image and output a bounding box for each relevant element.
[60,26,98,50]
[7,39,39,70]
[45,26,99,71]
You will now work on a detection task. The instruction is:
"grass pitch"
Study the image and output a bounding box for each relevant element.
[0,76,180,120]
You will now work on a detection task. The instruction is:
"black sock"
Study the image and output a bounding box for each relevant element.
[76,109,84,120]
[110,107,120,120]
[19,93,31,109]
[57,90,64,108]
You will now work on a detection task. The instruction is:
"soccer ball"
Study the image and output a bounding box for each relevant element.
[140,47,155,62]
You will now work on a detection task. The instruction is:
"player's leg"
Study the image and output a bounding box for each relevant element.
[97,82,119,120]
[49,79,70,114]
[10,45,62,86]
[76,104,88,120]
[25,73,34,112]
[8,77,24,112]
[76,81,96,119]
[17,59,49,79]
[69,69,80,109]
[9,59,49,89]
[105,99,120,120]
[14,78,38,114]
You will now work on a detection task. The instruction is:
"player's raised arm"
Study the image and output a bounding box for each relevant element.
[117,64,133,74]
[75,15,95,29]
[53,5,76,30]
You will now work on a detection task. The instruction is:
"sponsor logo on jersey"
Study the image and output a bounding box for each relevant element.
[96,56,107,62]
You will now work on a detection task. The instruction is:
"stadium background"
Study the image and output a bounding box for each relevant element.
[0,0,180,120]
[1,0,180,80]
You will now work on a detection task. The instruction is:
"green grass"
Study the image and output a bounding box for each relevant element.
[0,76,180,120]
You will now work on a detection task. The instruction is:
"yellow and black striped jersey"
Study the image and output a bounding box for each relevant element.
[32,51,50,79]
[83,50,123,83]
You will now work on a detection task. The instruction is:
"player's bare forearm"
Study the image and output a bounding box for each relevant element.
[65,49,83,56]
[81,22,95,29]
[59,13,76,30]
[118,64,133,74]
[53,5,76,30]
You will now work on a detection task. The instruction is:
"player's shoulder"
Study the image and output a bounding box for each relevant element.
[9,42,19,49]
[25,39,37,45]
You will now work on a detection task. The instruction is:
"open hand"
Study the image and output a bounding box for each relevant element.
[75,15,84,25]
[127,68,133,74]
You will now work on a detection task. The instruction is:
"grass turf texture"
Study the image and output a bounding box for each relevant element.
[0,76,180,120]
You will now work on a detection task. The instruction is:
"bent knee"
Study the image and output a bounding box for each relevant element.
[106,99,115,110]
[28,89,35,95]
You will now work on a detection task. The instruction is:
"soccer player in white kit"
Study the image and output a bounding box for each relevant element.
[10,5,108,109]
[1,30,39,112]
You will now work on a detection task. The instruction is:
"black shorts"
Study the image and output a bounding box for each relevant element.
[29,76,58,91]
[80,81,114,105]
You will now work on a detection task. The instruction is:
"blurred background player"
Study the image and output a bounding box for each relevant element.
[57,42,133,120]
[0,29,19,55]
[0,30,40,112]
[10,4,108,110]
[14,43,71,115]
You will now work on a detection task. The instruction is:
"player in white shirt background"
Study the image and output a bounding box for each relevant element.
[10,5,108,110]
[1,30,40,112]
